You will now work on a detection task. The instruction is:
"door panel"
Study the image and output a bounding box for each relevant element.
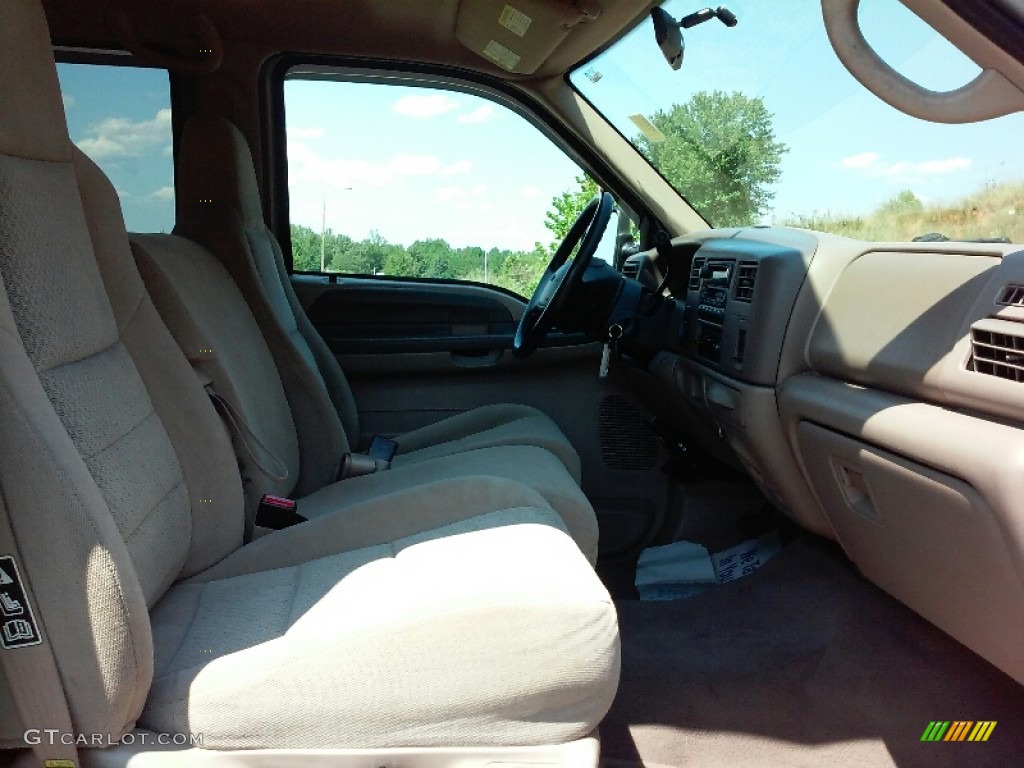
[303,278,588,355]
[293,273,670,559]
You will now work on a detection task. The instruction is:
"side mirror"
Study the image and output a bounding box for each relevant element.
[652,7,684,71]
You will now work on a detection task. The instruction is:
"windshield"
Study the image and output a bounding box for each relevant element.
[570,0,1024,243]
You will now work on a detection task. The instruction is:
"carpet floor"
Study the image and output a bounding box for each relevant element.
[601,535,1024,768]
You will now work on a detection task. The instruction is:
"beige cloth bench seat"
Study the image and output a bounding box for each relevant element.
[130,233,599,562]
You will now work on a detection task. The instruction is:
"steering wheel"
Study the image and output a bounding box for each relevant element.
[512,192,614,358]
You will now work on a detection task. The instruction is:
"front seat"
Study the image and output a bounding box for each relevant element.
[173,115,584,494]
[0,2,619,764]
[129,231,599,561]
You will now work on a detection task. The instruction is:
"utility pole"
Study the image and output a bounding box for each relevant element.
[320,193,326,273]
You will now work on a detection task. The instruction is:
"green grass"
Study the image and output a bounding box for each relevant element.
[782,181,1024,243]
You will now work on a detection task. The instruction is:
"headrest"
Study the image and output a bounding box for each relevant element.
[0,0,71,162]
[177,115,265,230]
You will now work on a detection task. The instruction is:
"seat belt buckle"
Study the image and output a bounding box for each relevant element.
[367,435,399,462]
[338,452,391,480]
[255,495,306,529]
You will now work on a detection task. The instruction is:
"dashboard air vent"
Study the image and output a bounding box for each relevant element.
[621,256,641,280]
[734,261,758,302]
[970,321,1024,382]
[998,284,1024,307]
[689,256,706,291]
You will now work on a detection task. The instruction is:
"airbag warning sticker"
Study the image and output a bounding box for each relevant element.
[0,555,41,649]
[499,5,532,37]
[483,40,521,71]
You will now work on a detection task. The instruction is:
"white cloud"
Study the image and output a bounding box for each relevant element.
[457,104,494,124]
[439,160,473,177]
[75,108,171,160]
[62,93,75,110]
[841,152,880,169]
[287,126,326,140]
[288,137,445,188]
[456,201,495,213]
[149,186,175,202]
[388,153,443,176]
[436,183,489,207]
[437,186,469,202]
[521,185,542,199]
[392,93,460,119]
[840,151,972,182]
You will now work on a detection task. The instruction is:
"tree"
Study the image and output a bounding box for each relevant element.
[496,242,549,296]
[544,174,600,249]
[880,189,924,216]
[290,224,322,271]
[409,238,456,279]
[635,90,787,226]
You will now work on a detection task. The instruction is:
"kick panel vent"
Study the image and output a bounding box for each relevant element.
[689,256,706,291]
[998,284,1024,307]
[734,261,758,302]
[598,395,659,471]
[970,322,1024,382]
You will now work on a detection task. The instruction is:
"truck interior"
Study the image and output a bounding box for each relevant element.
[2,1,1024,767]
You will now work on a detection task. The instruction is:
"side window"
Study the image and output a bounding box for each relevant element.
[284,75,603,296]
[55,63,174,233]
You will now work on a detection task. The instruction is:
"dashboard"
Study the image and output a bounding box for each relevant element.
[623,226,1024,686]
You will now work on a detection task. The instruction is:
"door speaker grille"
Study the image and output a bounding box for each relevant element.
[598,395,659,470]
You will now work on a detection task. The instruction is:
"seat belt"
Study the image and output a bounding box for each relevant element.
[0,493,78,768]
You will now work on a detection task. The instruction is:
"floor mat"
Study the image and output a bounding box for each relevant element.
[602,536,1024,768]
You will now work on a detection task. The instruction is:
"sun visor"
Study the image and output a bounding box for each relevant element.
[455,0,601,75]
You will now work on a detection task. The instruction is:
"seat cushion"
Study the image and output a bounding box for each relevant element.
[393,403,583,485]
[142,478,620,750]
[302,445,598,564]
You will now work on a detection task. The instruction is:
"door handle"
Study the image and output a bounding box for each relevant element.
[450,348,503,367]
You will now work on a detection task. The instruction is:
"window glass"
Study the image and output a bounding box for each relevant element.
[571,0,1024,243]
[284,74,604,295]
[55,63,174,233]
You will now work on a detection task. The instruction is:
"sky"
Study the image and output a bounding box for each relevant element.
[56,63,174,233]
[56,0,1024,244]
[284,80,582,250]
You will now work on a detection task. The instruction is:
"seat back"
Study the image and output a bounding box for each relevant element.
[132,232,302,517]
[0,0,243,743]
[175,116,357,496]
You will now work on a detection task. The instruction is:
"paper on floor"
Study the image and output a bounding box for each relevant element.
[636,530,782,600]
[635,540,717,601]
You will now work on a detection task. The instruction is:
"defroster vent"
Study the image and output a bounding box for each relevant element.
[598,395,659,471]
[998,284,1024,307]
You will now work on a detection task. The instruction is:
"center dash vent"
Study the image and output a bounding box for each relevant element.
[970,319,1024,382]
[998,284,1024,306]
[688,256,706,291]
[734,261,758,302]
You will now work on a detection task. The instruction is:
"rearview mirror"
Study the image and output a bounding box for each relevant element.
[652,7,684,70]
